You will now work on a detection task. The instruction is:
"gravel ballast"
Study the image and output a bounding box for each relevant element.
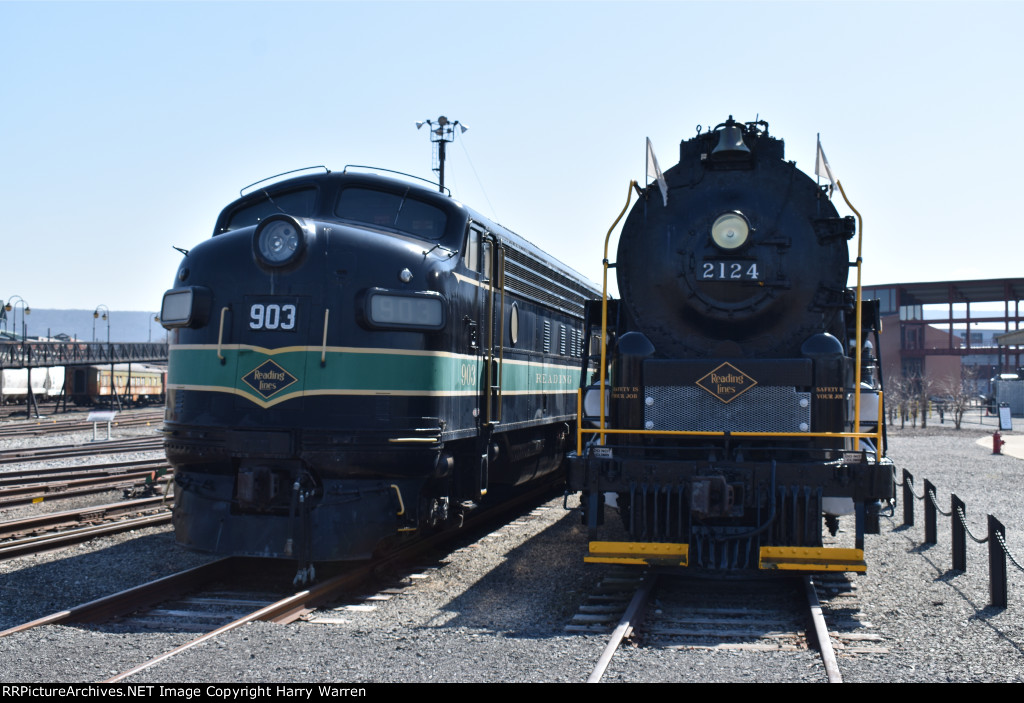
[1,414,1023,683]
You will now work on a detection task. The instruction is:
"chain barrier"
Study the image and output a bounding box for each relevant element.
[927,489,953,517]
[905,474,924,501]
[955,506,989,544]
[995,530,1024,573]
[901,467,1018,608]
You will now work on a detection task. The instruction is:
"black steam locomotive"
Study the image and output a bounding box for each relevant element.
[160,167,598,580]
[567,118,894,572]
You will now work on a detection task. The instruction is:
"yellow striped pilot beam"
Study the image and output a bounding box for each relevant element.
[584,542,867,573]
[759,547,867,573]
[585,541,688,566]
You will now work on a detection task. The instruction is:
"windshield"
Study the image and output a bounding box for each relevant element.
[335,187,447,240]
[224,187,318,231]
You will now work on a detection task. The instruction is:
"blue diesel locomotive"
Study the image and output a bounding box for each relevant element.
[160,167,598,578]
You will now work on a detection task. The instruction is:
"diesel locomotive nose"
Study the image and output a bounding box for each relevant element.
[161,167,600,570]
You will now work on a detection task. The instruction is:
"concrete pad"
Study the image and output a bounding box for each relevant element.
[974,431,1024,460]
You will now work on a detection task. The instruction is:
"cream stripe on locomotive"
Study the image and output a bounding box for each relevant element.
[170,342,575,366]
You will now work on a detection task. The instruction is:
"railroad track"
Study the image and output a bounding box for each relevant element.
[0,496,173,560]
[0,457,169,487]
[0,436,163,464]
[0,479,563,682]
[0,458,170,508]
[0,409,163,438]
[575,570,885,683]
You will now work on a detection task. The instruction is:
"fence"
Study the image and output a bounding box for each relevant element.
[899,468,1021,608]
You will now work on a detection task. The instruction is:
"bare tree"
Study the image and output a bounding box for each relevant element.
[936,367,978,430]
[914,374,934,429]
[886,376,911,429]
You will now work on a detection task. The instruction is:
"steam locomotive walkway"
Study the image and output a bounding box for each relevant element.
[0,341,168,369]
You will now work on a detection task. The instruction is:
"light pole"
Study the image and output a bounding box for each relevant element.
[93,304,110,345]
[4,296,30,340]
[149,313,160,342]
[416,115,467,193]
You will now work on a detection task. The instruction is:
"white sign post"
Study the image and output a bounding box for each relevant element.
[87,410,118,441]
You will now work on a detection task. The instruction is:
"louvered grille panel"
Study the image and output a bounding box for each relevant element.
[503,249,592,316]
[645,386,811,433]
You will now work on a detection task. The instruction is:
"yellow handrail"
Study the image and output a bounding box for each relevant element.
[836,179,865,441]
[578,393,885,462]
[599,181,637,445]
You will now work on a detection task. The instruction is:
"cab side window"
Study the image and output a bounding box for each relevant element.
[464,227,481,272]
[464,226,491,279]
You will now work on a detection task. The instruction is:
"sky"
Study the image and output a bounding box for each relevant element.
[2,0,1022,312]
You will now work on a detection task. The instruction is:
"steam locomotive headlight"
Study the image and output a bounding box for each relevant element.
[711,212,750,250]
[254,215,306,267]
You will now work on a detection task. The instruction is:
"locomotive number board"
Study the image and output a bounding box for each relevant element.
[246,297,301,332]
[700,260,761,281]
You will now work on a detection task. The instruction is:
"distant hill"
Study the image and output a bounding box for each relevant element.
[1,309,167,344]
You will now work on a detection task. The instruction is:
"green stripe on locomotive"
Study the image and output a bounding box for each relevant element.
[167,344,578,408]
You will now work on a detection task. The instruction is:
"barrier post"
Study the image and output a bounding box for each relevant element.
[988,515,1007,608]
[902,469,914,526]
[951,494,966,571]
[924,479,937,545]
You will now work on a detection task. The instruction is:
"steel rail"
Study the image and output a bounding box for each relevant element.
[0,437,163,464]
[0,470,168,501]
[104,482,561,682]
[104,562,379,682]
[0,476,170,508]
[0,558,239,637]
[0,496,170,539]
[4,479,561,681]
[0,411,163,436]
[0,458,169,486]
[587,572,657,683]
[0,511,172,560]
[805,576,842,683]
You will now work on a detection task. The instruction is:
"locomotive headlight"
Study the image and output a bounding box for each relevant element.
[711,212,750,250]
[253,215,308,267]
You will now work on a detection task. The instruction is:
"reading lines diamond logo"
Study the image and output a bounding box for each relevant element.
[242,360,298,399]
[696,362,757,404]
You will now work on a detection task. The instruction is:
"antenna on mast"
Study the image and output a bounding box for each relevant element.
[416,115,468,193]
